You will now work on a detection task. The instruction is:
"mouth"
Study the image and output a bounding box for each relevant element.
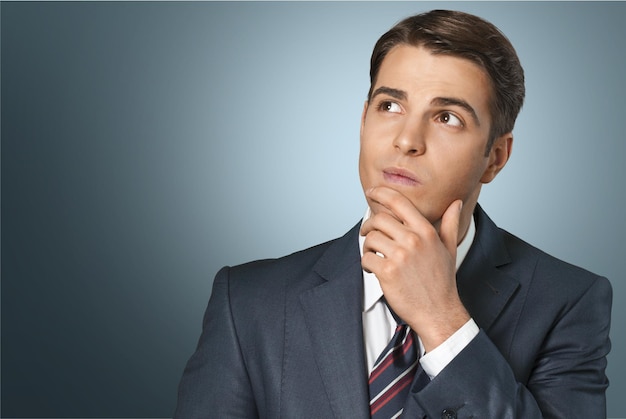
[382,167,419,186]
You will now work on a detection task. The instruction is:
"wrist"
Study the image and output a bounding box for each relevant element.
[414,305,471,353]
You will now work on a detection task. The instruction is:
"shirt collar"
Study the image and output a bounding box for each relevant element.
[360,206,476,312]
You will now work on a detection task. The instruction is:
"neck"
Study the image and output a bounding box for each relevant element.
[457,202,477,245]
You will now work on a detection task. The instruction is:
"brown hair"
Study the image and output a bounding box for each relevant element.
[368,10,525,152]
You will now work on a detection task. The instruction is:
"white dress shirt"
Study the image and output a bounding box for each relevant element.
[360,207,479,378]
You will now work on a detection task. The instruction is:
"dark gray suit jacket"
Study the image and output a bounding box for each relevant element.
[175,206,612,418]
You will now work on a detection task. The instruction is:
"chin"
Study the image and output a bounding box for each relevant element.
[367,199,438,226]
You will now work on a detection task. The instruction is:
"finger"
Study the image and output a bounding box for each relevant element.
[360,211,403,238]
[439,199,463,259]
[366,186,431,230]
[362,229,396,259]
[361,250,386,276]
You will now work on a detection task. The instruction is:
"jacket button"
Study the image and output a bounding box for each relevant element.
[441,408,457,419]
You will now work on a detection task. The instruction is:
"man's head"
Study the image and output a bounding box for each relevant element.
[359,10,525,233]
[368,10,525,153]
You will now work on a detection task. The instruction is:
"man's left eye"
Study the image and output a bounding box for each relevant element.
[438,112,463,127]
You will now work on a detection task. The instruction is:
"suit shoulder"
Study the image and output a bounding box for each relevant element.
[499,227,611,297]
[210,226,359,325]
[214,225,358,305]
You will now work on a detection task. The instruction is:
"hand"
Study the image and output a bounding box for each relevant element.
[360,186,470,352]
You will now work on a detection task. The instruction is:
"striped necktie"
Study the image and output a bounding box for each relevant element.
[368,323,418,418]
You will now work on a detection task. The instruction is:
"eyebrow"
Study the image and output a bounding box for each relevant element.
[370,86,407,101]
[431,97,481,126]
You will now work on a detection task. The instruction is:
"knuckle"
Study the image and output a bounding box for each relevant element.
[405,233,420,248]
[422,226,438,242]
[394,247,411,264]
[381,263,397,279]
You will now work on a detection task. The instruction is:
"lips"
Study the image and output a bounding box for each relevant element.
[382,167,419,186]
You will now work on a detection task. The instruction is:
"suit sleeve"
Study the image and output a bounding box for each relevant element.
[174,267,259,418]
[402,276,612,419]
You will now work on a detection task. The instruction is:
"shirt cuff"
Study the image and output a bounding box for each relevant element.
[418,318,479,379]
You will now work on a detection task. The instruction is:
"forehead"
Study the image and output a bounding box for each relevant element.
[375,45,493,120]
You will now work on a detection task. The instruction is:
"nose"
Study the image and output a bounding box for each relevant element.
[393,119,426,156]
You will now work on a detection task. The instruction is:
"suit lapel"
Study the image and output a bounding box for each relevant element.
[299,223,370,419]
[457,205,519,331]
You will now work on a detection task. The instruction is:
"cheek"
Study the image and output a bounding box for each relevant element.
[358,134,379,176]
[438,142,488,179]
[420,149,486,201]
[358,141,370,185]
[358,147,374,190]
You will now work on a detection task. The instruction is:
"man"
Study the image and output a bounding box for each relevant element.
[175,10,611,418]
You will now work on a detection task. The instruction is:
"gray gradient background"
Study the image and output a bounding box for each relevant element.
[2,1,624,417]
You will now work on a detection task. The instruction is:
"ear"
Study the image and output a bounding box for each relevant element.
[360,100,369,138]
[480,133,513,184]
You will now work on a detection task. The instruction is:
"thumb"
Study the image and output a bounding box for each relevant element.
[440,200,463,259]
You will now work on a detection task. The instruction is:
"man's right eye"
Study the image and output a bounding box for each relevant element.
[379,101,402,113]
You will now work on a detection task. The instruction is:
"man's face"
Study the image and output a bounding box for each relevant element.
[359,45,510,228]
